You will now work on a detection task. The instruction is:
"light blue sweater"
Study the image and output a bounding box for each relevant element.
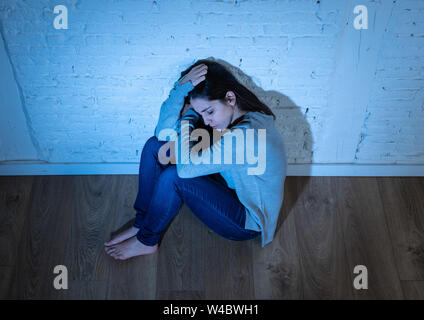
[154,79,288,247]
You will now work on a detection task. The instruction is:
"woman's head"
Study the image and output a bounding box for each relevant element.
[178,59,276,130]
[189,90,237,130]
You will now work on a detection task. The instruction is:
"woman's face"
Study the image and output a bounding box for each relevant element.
[190,92,236,130]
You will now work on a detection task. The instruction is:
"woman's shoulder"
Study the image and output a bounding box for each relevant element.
[228,112,251,130]
[235,111,285,147]
[232,111,274,130]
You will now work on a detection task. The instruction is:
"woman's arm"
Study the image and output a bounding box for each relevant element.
[176,109,251,178]
[158,107,202,165]
[154,64,208,141]
[154,80,194,141]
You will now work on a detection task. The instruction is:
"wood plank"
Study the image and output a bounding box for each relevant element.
[105,175,158,299]
[44,280,108,300]
[252,176,303,299]
[401,281,424,299]
[0,176,34,267]
[204,237,255,300]
[202,230,233,299]
[196,196,256,300]
[157,290,203,300]
[378,177,424,281]
[0,266,15,299]
[295,177,354,299]
[64,174,121,282]
[334,177,403,299]
[156,204,206,299]
[13,176,74,299]
[2,175,420,299]
[105,255,158,299]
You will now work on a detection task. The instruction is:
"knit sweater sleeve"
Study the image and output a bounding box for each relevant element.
[154,79,194,141]
[175,109,250,179]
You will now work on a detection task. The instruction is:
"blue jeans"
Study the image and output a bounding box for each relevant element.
[132,136,260,246]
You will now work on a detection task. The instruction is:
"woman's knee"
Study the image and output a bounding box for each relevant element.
[158,165,180,184]
[144,135,159,151]
[142,136,165,157]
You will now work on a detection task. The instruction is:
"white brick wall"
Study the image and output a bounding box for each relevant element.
[0,0,423,169]
[355,0,424,163]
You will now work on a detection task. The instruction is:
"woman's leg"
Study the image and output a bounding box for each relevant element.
[105,136,170,247]
[133,136,171,228]
[136,165,260,246]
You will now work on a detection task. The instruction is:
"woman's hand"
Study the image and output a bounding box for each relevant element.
[178,64,208,86]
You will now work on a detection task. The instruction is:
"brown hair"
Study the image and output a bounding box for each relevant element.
[177,59,276,122]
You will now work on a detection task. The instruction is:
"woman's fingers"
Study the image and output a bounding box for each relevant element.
[192,71,207,83]
[178,64,208,86]
[193,64,207,72]
[191,65,208,84]
[191,64,208,76]
[192,75,206,86]
[195,67,208,76]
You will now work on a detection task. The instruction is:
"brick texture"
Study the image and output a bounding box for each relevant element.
[0,0,422,164]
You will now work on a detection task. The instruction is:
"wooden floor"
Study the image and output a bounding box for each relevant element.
[0,175,423,299]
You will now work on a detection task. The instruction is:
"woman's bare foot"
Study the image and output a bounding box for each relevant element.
[104,236,158,260]
[104,226,139,247]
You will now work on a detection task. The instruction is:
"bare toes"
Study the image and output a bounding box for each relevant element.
[106,247,115,253]
[115,253,123,259]
[107,248,117,255]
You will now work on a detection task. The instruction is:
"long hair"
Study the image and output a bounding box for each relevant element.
[177,59,276,122]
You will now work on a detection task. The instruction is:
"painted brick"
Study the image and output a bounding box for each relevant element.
[0,0,422,164]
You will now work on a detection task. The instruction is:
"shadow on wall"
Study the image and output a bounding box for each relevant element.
[198,57,314,237]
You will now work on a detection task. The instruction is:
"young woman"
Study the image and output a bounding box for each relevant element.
[104,60,287,260]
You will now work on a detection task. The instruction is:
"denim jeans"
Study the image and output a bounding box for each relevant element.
[132,135,261,246]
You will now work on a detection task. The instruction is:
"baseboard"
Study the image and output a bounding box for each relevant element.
[0,162,423,176]
[288,164,424,176]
